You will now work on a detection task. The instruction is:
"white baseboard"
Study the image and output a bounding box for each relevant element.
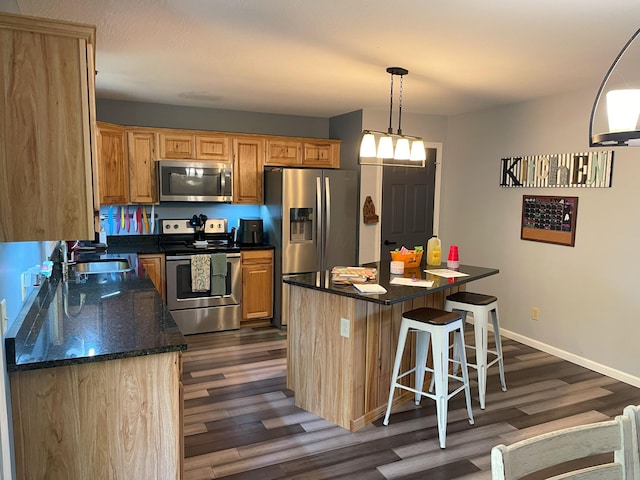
[499,327,640,389]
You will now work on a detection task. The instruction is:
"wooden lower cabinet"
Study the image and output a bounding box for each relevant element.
[241,249,274,324]
[139,253,166,302]
[10,351,183,479]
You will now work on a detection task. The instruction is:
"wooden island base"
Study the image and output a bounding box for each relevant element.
[285,283,463,431]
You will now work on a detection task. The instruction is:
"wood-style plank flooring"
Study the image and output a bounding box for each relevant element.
[182,326,640,479]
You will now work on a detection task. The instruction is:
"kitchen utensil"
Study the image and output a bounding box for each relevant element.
[142,206,149,233]
[107,206,113,235]
[120,207,125,232]
[131,208,136,233]
[125,206,130,232]
[150,205,155,233]
[116,207,121,234]
[136,207,142,234]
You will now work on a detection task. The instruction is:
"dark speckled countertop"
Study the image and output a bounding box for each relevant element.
[283,261,499,305]
[5,252,187,372]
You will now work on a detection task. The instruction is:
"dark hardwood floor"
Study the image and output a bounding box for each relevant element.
[182,326,640,479]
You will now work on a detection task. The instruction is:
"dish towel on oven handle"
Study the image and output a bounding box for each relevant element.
[210,253,227,296]
[191,254,211,292]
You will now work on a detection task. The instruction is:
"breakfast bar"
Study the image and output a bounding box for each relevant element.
[283,262,499,431]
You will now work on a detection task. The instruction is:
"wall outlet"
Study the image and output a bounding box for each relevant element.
[0,299,7,335]
[21,271,29,301]
[340,318,350,338]
[531,307,539,321]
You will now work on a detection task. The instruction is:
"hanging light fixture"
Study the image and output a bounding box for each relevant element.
[359,67,426,162]
[589,28,640,146]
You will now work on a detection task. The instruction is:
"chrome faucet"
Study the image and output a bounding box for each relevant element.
[61,241,77,282]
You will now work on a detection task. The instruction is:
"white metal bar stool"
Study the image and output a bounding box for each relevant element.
[383,307,474,449]
[445,291,507,409]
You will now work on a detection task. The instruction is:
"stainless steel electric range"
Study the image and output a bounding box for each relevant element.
[160,217,241,335]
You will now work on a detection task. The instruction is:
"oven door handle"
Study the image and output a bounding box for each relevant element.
[166,253,241,262]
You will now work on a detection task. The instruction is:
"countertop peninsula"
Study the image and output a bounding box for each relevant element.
[5,252,187,372]
[283,261,499,432]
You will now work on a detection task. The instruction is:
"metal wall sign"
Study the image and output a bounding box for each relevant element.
[500,151,614,188]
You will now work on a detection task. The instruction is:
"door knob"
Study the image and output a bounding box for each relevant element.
[384,240,397,246]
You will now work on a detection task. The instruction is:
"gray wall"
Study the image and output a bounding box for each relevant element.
[329,110,363,172]
[96,99,331,138]
[441,88,640,385]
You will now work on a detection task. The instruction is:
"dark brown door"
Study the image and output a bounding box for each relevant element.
[380,147,437,259]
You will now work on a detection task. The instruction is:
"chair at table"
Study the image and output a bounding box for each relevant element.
[491,414,637,479]
[623,404,640,477]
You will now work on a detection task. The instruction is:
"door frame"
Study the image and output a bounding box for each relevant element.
[357,142,442,263]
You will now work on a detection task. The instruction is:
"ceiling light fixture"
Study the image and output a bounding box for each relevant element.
[360,67,426,162]
[589,28,640,146]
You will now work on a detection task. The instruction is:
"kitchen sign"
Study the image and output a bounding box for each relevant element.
[500,151,613,188]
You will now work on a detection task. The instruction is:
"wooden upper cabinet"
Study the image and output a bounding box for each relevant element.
[159,133,194,159]
[196,135,231,162]
[233,137,264,204]
[97,123,129,205]
[127,130,158,204]
[0,13,96,242]
[265,139,301,166]
[303,141,340,168]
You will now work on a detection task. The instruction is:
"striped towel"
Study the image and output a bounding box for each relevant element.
[191,254,210,292]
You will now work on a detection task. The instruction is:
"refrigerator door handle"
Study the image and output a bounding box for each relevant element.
[325,176,331,259]
[316,176,322,263]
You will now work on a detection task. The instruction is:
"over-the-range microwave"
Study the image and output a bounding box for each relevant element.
[158,160,233,202]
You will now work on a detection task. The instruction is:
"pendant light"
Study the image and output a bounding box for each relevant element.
[360,67,426,162]
[589,28,640,146]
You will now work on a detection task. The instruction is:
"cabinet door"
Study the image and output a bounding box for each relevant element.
[196,135,231,162]
[139,253,165,302]
[302,141,340,168]
[241,250,274,320]
[159,133,194,159]
[0,14,96,241]
[265,139,301,166]
[127,130,158,204]
[97,123,129,205]
[233,137,265,204]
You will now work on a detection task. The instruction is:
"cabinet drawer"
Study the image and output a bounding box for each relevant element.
[241,249,273,265]
[159,133,195,159]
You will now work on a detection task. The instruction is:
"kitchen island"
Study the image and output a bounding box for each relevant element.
[283,262,499,431]
[5,253,187,479]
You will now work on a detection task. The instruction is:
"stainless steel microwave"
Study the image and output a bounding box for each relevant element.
[158,160,233,202]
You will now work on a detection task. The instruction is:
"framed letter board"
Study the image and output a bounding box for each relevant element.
[521,195,578,246]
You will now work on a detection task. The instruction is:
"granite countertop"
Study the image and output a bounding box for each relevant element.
[283,261,499,305]
[5,253,187,372]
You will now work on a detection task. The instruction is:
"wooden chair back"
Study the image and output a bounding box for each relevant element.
[491,414,636,479]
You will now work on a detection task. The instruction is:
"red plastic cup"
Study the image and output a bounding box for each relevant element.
[447,245,459,269]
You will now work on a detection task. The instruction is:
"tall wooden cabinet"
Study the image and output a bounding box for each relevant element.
[0,13,97,242]
[233,137,265,204]
[97,123,129,205]
[96,123,158,206]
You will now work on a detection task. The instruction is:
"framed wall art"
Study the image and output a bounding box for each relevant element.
[521,195,578,246]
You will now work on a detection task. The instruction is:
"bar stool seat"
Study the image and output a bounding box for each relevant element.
[383,307,474,449]
[445,291,507,410]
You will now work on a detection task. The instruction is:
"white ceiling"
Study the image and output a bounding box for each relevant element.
[6,0,640,118]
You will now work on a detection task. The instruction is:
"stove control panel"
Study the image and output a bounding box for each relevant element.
[161,218,228,235]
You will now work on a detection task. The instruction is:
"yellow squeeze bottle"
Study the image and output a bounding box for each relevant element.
[426,236,441,266]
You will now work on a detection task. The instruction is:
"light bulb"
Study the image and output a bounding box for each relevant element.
[410,140,426,161]
[377,136,394,158]
[394,138,410,160]
[359,133,377,157]
[606,89,640,132]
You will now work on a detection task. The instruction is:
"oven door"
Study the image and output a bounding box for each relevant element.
[166,253,241,310]
[165,253,242,334]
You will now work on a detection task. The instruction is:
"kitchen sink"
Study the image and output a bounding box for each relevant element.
[73,259,132,274]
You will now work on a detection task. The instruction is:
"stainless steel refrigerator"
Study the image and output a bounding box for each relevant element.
[263,167,358,326]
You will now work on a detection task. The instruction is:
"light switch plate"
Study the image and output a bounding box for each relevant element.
[340,318,350,338]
